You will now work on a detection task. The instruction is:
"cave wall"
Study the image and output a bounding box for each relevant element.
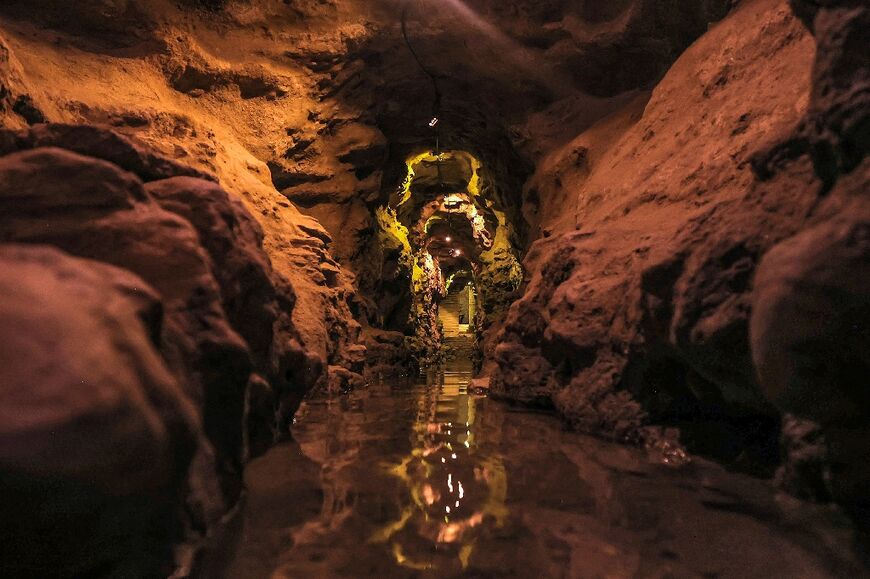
[0,1,375,575]
[493,0,815,440]
[1,0,866,574]
[0,0,367,384]
[0,0,741,347]
[491,0,869,503]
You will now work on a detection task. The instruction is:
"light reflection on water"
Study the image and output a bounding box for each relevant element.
[369,367,508,571]
[227,362,864,578]
[283,361,508,575]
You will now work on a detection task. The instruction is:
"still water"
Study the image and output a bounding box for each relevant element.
[224,362,863,578]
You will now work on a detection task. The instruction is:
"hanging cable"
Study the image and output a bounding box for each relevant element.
[401,0,445,192]
[401,1,442,130]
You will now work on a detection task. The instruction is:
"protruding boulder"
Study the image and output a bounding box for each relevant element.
[0,244,198,578]
[146,176,279,372]
[751,199,870,424]
[751,163,870,519]
[363,329,411,376]
[0,147,252,498]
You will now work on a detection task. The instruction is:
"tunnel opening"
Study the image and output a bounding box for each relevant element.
[375,149,523,369]
[439,270,476,338]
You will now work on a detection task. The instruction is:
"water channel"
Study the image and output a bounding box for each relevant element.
[223,362,863,578]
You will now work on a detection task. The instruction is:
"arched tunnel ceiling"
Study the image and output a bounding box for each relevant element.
[0,0,732,177]
[408,155,475,197]
[341,0,733,243]
[424,212,481,266]
[252,0,730,210]
[391,150,498,263]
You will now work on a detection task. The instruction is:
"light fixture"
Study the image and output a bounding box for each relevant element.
[455,249,462,256]
[445,236,452,242]
[429,117,439,127]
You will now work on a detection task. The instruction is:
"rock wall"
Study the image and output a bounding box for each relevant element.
[492,0,869,498]
[750,0,870,524]
[0,3,374,572]
[1,0,866,571]
[0,124,330,575]
[0,0,366,386]
[0,245,199,578]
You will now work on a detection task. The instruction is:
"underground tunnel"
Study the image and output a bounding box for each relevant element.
[0,0,868,577]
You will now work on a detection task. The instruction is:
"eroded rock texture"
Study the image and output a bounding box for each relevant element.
[493,0,869,489]
[0,0,735,360]
[0,125,340,575]
[752,168,870,514]
[0,0,867,572]
[0,245,198,578]
[493,0,815,461]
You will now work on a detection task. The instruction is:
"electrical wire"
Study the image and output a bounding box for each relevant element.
[401,0,442,128]
[401,0,445,191]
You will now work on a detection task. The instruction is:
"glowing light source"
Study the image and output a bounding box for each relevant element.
[429,117,439,127]
[443,194,463,207]
[445,236,452,242]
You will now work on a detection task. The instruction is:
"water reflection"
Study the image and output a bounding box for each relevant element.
[227,363,864,579]
[371,367,507,571]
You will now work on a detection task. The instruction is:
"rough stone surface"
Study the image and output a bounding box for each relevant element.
[0,122,216,182]
[752,161,870,519]
[363,328,412,376]
[0,3,368,400]
[751,0,870,518]
[0,0,867,564]
[0,145,252,497]
[0,0,733,371]
[492,0,816,464]
[145,176,280,373]
[0,127,346,573]
[0,244,198,578]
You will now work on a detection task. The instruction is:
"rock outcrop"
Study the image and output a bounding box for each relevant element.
[0,125,349,575]
[0,3,367,393]
[750,0,870,513]
[492,0,869,493]
[752,166,870,517]
[0,245,198,578]
[492,0,815,461]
